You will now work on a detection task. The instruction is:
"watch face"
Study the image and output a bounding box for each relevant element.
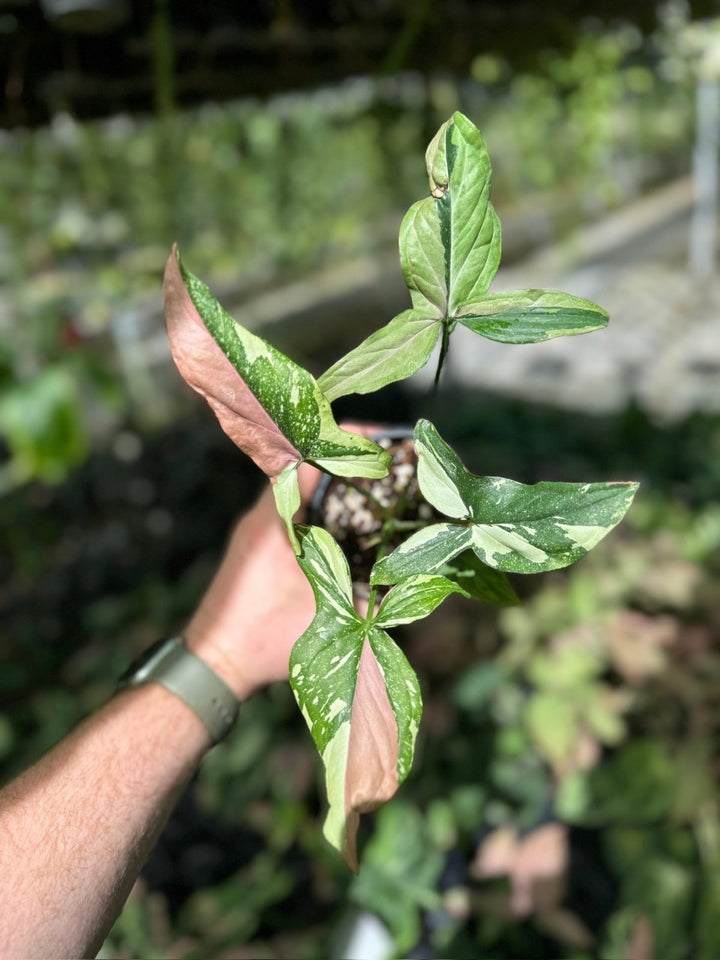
[118,638,178,686]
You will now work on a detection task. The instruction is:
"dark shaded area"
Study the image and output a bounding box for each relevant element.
[143,788,265,916]
[1,0,716,128]
[430,388,720,502]
[0,406,262,713]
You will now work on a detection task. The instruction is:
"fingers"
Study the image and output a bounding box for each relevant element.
[297,461,321,506]
[339,420,388,438]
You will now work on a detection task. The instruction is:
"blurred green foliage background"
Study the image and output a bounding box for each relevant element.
[3,5,720,958]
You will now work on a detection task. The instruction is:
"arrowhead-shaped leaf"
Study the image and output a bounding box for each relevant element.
[164,246,300,478]
[164,248,391,538]
[319,113,611,400]
[372,419,638,583]
[457,289,608,344]
[290,526,423,870]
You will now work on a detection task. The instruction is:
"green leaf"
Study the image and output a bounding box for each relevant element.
[371,522,474,586]
[399,199,448,315]
[318,310,440,403]
[290,526,422,870]
[583,691,627,746]
[0,366,88,483]
[373,419,638,582]
[452,661,509,712]
[375,574,468,628]
[350,801,444,953]
[528,647,603,689]
[441,550,520,606]
[567,739,676,826]
[457,289,609,343]
[164,248,391,483]
[319,112,611,399]
[525,691,579,770]
[272,463,302,550]
[428,112,502,313]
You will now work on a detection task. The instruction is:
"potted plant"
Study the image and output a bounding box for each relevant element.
[163,112,638,871]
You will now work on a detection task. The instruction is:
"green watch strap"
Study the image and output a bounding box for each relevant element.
[118,637,239,743]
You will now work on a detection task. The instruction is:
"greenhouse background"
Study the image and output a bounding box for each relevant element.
[2,1,720,957]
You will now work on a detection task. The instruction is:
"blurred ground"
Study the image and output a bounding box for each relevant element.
[438,177,720,422]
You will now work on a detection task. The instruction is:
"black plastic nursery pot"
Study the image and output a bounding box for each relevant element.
[309,428,437,597]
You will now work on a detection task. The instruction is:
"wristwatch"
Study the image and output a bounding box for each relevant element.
[118,637,239,743]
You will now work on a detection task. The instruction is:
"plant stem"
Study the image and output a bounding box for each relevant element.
[434,320,450,388]
[394,518,430,530]
[364,587,379,625]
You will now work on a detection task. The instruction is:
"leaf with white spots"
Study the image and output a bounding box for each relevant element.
[372,419,638,583]
[290,526,422,870]
[369,419,477,584]
[375,574,469,628]
[371,523,474,586]
[164,247,391,488]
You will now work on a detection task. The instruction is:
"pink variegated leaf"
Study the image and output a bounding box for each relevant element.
[164,248,390,545]
[290,525,423,870]
[164,248,390,481]
[164,247,302,478]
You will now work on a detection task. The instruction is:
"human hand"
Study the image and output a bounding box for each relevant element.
[184,463,319,701]
[184,422,386,701]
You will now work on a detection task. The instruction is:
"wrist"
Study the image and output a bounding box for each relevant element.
[183,625,255,702]
[118,637,240,742]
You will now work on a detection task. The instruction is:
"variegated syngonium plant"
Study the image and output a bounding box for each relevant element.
[163,111,638,871]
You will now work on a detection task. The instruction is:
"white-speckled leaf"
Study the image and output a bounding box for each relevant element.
[164,248,390,482]
[457,289,608,343]
[290,526,422,870]
[373,420,638,582]
[371,522,474,586]
[375,574,468,628]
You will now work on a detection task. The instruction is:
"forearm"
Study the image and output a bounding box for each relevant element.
[0,684,212,959]
[0,483,315,959]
